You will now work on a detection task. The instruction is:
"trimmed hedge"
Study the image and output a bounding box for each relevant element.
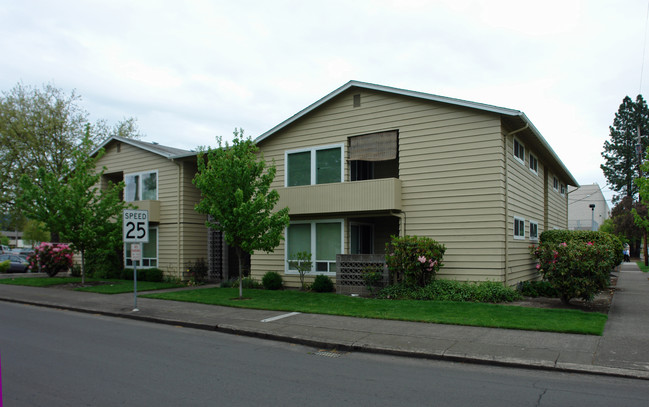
[377,280,522,303]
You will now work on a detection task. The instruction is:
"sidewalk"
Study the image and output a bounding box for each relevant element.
[1,263,648,380]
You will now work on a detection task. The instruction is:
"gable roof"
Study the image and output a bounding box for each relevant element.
[92,136,197,159]
[255,80,578,186]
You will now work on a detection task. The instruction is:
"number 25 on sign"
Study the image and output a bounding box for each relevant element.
[123,210,149,243]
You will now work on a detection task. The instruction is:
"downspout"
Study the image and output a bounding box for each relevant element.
[390,211,406,236]
[503,123,529,286]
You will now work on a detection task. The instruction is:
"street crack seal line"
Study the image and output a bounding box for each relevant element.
[261,312,301,323]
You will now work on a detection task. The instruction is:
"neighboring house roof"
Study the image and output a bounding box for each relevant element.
[92,135,197,159]
[255,80,578,186]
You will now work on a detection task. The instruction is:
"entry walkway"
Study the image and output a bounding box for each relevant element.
[1,263,648,380]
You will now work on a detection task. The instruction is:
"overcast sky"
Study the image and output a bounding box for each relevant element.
[2,0,648,207]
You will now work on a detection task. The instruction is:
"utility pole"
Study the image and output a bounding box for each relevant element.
[637,124,649,266]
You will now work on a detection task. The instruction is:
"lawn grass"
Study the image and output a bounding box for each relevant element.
[636,261,649,272]
[0,276,88,287]
[0,276,183,293]
[142,287,608,335]
[74,280,184,294]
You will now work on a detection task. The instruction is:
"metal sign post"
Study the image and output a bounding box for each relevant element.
[131,243,142,311]
[123,210,149,312]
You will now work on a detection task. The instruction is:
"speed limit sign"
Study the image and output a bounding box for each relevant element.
[123,209,149,243]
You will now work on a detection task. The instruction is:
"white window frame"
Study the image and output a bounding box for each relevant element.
[529,153,538,175]
[513,138,525,165]
[284,144,345,187]
[560,184,566,196]
[529,221,539,241]
[553,176,559,192]
[124,170,158,202]
[285,219,344,276]
[125,226,158,268]
[514,216,525,240]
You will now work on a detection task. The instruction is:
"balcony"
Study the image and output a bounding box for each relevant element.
[276,178,402,215]
[130,200,161,222]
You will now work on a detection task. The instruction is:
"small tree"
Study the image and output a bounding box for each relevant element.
[288,251,312,291]
[193,128,290,298]
[18,132,127,284]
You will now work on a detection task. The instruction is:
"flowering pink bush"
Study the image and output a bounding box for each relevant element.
[385,235,445,287]
[530,239,612,304]
[27,242,74,277]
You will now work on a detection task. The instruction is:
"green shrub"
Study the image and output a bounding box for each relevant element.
[531,236,613,304]
[377,280,522,303]
[0,260,10,273]
[517,280,560,298]
[362,265,384,295]
[311,274,334,292]
[385,235,446,287]
[262,271,283,290]
[186,258,208,283]
[121,268,134,280]
[70,264,82,277]
[241,277,262,289]
[539,230,623,268]
[144,268,163,282]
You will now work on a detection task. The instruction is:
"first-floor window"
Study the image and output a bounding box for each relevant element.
[125,227,158,268]
[286,220,343,273]
[529,221,539,241]
[514,217,525,240]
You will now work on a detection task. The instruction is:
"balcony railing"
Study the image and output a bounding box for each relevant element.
[276,178,402,215]
[130,200,160,222]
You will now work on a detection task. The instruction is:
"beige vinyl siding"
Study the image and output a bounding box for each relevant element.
[95,142,206,278]
[504,134,546,285]
[547,171,569,230]
[253,88,509,284]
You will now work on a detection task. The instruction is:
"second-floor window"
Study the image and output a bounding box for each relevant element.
[286,145,343,187]
[125,171,158,201]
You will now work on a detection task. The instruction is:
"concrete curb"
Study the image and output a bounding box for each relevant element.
[3,296,648,381]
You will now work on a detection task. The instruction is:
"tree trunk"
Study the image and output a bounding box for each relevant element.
[81,249,85,285]
[236,247,243,299]
[560,295,571,306]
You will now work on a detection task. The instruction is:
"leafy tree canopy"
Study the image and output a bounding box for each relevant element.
[0,82,142,220]
[601,95,649,203]
[18,132,128,283]
[193,128,290,298]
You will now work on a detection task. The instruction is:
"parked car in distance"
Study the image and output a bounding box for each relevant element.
[12,248,34,257]
[0,254,29,273]
[1,245,11,254]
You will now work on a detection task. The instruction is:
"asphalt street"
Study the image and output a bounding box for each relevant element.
[2,301,648,407]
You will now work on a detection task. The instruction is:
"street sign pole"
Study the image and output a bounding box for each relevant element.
[123,210,149,313]
[131,243,142,312]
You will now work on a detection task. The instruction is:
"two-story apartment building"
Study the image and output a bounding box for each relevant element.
[251,81,578,288]
[92,137,213,279]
